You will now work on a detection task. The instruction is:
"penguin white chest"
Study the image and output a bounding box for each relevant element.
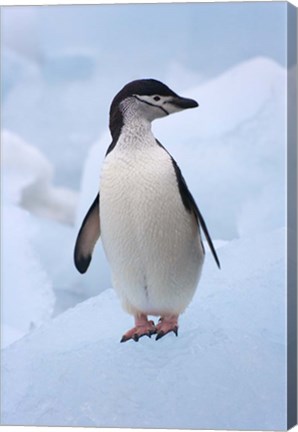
[99,130,204,316]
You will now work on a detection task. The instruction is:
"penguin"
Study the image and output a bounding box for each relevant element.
[74,79,220,342]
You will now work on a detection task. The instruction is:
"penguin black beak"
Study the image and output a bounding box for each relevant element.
[172,96,199,109]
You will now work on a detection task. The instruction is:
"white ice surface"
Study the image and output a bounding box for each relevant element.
[2,129,78,225]
[1,228,286,429]
[1,130,81,347]
[1,203,55,349]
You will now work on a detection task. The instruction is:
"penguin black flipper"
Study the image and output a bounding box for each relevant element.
[74,194,100,274]
[194,206,221,269]
[171,158,220,269]
[156,140,220,269]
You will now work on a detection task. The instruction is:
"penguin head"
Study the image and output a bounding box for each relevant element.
[109,79,198,139]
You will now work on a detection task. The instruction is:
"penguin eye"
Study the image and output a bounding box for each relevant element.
[153,96,161,102]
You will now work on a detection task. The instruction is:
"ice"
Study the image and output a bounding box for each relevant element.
[1,203,55,349]
[155,57,286,139]
[1,130,82,347]
[1,48,40,101]
[2,56,105,189]
[2,129,78,225]
[1,129,105,323]
[1,228,286,429]
[1,324,26,349]
[42,50,97,83]
[1,132,58,347]
[31,215,106,313]
[1,7,40,62]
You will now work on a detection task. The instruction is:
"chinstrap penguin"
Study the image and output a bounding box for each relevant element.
[74,79,220,342]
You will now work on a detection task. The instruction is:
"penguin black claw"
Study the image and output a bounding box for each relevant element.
[156,327,179,340]
[121,330,155,343]
[156,331,165,341]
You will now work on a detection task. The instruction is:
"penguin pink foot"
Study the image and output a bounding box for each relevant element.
[120,314,156,342]
[155,315,179,340]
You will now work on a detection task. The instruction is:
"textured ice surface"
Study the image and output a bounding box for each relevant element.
[1,130,79,347]
[1,228,286,429]
[2,130,78,224]
[1,203,55,348]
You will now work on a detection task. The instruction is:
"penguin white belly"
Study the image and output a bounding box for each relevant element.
[100,140,204,316]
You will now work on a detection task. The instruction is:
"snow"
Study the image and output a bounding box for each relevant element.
[2,130,78,225]
[1,203,55,349]
[1,130,81,347]
[1,132,60,348]
[1,48,109,189]
[1,228,286,429]
[43,49,97,83]
[156,57,286,140]
[1,48,40,102]
[29,217,85,312]
[1,324,26,349]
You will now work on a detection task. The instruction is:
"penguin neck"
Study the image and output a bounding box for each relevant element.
[123,115,152,137]
[110,104,155,151]
[120,117,154,150]
[109,104,153,145]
